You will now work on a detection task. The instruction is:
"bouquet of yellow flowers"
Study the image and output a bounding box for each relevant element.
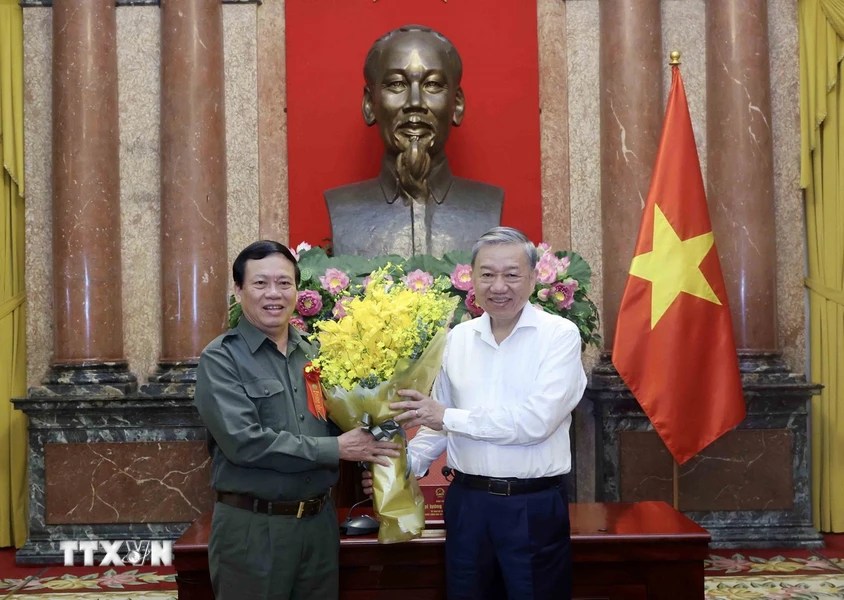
[309,267,458,543]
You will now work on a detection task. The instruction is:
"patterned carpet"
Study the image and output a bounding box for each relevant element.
[2,542,843,599]
[703,550,844,599]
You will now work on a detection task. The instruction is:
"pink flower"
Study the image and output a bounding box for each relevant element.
[403,269,434,292]
[319,268,350,294]
[536,287,551,302]
[450,264,473,291]
[290,316,308,332]
[557,255,571,277]
[536,242,552,257]
[550,280,578,310]
[535,254,559,285]
[292,241,311,261]
[465,289,484,317]
[296,289,322,317]
[332,295,352,319]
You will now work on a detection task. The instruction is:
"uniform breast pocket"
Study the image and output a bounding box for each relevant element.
[243,378,288,431]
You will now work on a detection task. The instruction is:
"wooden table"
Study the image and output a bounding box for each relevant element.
[174,501,709,599]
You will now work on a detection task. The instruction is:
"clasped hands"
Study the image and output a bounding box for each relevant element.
[361,389,444,496]
[339,389,442,470]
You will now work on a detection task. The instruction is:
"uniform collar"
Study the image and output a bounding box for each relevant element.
[378,154,455,205]
[234,317,305,355]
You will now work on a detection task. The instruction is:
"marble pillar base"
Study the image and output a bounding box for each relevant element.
[30,363,138,397]
[141,361,198,396]
[11,395,213,565]
[588,352,822,548]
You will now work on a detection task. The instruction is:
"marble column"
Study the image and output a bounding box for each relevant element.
[705,0,777,353]
[39,0,136,396]
[144,0,229,394]
[597,0,663,349]
[590,1,662,374]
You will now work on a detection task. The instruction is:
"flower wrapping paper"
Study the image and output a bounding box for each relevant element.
[322,329,448,544]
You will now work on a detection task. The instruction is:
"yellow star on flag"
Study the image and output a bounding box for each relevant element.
[629,204,721,328]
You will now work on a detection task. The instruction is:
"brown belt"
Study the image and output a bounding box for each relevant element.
[216,491,329,518]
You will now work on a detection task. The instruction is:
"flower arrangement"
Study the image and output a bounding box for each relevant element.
[311,267,457,392]
[308,265,458,544]
[228,241,601,349]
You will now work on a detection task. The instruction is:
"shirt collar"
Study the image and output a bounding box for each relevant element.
[378,154,455,205]
[235,317,305,355]
[470,303,540,345]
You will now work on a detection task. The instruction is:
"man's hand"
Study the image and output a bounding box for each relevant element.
[390,389,445,431]
[361,469,374,496]
[338,428,400,467]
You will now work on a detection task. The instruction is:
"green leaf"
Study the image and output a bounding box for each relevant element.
[227,294,242,329]
[559,251,592,287]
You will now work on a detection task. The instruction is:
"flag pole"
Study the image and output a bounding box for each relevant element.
[673,460,680,510]
[669,49,681,512]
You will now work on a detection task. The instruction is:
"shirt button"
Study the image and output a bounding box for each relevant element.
[293,386,298,392]
[263,388,269,395]
[298,414,305,421]
[305,476,311,483]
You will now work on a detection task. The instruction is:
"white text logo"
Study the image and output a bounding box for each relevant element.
[59,540,173,567]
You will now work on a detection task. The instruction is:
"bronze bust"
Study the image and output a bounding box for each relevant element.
[325,25,503,258]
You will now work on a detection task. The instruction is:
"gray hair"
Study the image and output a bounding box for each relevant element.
[470,227,538,269]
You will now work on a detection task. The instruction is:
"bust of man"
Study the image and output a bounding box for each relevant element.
[325,25,503,258]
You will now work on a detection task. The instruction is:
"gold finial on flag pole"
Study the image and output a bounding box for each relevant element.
[669,51,681,66]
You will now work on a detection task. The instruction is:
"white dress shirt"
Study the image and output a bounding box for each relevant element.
[408,304,587,479]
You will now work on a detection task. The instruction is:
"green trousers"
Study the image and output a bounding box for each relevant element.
[209,500,340,600]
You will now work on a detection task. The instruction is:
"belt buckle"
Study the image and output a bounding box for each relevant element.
[296,501,305,519]
[488,478,512,496]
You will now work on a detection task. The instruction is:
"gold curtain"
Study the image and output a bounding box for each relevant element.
[800,0,844,532]
[0,0,27,547]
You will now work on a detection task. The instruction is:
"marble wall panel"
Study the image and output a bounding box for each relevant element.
[118,7,161,384]
[223,4,260,274]
[768,0,807,374]
[23,8,53,387]
[565,0,601,503]
[45,441,212,524]
[256,0,288,244]
[620,429,794,512]
[661,0,706,179]
[538,0,570,252]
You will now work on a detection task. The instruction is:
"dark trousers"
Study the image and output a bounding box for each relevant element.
[209,500,340,600]
[443,478,572,600]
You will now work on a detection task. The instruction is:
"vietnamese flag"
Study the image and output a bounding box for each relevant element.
[612,65,745,465]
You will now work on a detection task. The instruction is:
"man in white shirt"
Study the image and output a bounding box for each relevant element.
[389,227,586,600]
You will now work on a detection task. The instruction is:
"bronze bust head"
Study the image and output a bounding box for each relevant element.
[325,25,503,258]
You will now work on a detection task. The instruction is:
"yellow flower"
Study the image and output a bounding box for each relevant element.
[312,267,457,391]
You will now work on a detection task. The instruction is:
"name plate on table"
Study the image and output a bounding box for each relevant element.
[419,454,450,524]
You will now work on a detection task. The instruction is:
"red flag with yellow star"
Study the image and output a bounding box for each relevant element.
[612,65,745,465]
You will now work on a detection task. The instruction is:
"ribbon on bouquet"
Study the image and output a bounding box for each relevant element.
[362,414,411,479]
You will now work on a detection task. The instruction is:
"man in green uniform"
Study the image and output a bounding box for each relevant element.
[195,240,399,600]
